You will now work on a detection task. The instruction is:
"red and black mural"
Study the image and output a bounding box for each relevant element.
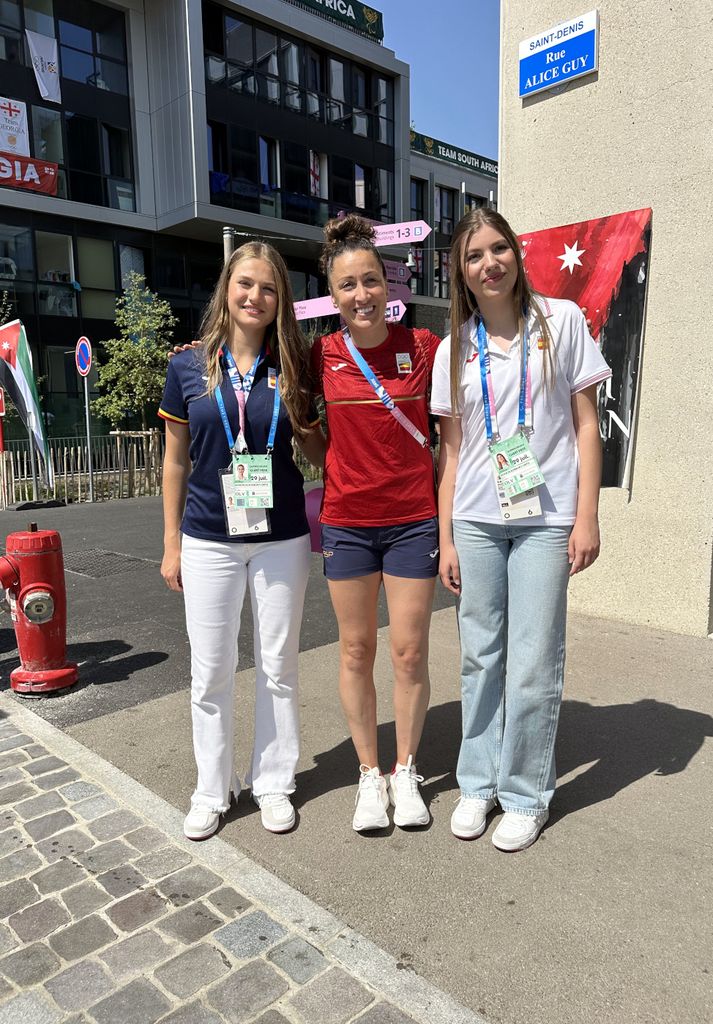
[520,208,652,489]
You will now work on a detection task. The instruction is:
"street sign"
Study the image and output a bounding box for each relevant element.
[0,387,5,416]
[383,259,412,284]
[385,301,407,323]
[75,336,92,377]
[519,10,599,98]
[387,283,412,306]
[293,295,338,321]
[374,220,431,247]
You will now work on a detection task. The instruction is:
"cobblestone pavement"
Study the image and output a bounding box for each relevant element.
[0,695,484,1024]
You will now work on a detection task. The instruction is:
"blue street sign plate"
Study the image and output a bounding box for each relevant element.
[519,10,599,98]
[75,336,92,377]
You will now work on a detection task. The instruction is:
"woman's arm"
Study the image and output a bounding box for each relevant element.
[161,420,191,592]
[437,415,463,594]
[296,425,327,470]
[569,384,603,575]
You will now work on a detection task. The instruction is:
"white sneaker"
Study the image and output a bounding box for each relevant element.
[492,810,549,852]
[352,766,389,832]
[253,793,295,833]
[387,756,429,828]
[183,805,221,841]
[450,795,497,840]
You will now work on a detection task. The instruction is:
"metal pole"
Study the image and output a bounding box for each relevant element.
[223,226,235,266]
[84,374,94,502]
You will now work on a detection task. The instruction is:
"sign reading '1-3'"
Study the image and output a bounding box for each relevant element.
[519,10,599,98]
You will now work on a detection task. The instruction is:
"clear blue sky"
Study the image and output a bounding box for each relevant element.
[376,0,500,159]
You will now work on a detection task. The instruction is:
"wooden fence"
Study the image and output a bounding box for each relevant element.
[0,430,164,507]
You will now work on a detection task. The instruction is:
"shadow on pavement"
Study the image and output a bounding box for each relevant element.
[296,697,713,821]
[0,639,169,693]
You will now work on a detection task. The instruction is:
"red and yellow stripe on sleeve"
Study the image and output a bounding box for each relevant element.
[158,408,189,424]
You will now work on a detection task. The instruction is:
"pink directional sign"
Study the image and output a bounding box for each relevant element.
[385,301,407,323]
[387,282,411,305]
[373,220,431,246]
[293,295,337,321]
[383,259,412,283]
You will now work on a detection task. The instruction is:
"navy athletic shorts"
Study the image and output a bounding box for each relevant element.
[321,517,439,581]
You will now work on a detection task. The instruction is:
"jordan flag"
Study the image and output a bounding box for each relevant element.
[519,208,652,339]
[0,319,53,486]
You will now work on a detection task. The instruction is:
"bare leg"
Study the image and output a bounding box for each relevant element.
[382,574,435,765]
[327,573,382,768]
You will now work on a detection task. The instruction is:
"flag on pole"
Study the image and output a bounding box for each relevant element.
[0,319,53,486]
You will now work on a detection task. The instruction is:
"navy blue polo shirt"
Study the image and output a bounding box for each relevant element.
[159,349,314,543]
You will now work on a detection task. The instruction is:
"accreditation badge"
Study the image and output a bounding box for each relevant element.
[219,453,273,537]
[489,433,545,499]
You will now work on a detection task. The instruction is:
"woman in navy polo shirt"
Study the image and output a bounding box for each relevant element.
[159,241,324,841]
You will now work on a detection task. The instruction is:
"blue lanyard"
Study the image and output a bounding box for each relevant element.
[214,348,281,454]
[223,345,262,398]
[475,317,530,443]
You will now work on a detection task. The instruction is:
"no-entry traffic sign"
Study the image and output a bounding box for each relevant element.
[75,336,92,377]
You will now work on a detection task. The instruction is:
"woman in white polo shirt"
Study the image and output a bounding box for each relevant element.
[432,208,611,852]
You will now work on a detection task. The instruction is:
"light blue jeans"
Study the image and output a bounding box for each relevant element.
[452,520,571,815]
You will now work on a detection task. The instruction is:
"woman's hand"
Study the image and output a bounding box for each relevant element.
[439,543,461,594]
[168,340,202,360]
[161,543,183,591]
[568,515,600,575]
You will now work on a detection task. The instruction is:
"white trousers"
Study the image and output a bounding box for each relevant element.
[181,532,311,812]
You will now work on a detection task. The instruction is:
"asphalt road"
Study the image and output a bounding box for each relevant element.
[1,498,712,1024]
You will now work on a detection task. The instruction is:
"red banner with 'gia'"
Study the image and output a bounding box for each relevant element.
[0,150,58,195]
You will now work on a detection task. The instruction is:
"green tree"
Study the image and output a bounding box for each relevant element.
[93,272,178,430]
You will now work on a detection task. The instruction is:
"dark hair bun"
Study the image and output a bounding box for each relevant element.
[320,214,380,276]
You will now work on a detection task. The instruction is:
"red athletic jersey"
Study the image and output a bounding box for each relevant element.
[311,325,441,527]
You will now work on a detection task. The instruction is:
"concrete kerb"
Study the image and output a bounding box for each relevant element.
[1,694,487,1024]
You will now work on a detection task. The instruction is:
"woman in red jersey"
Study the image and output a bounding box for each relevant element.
[312,214,441,833]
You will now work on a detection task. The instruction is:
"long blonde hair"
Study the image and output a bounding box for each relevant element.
[198,241,313,437]
[448,209,554,415]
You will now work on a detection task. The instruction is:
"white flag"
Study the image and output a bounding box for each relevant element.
[25,30,62,104]
[0,97,30,157]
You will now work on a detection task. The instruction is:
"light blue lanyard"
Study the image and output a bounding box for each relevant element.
[475,317,530,444]
[214,347,280,454]
[341,329,429,448]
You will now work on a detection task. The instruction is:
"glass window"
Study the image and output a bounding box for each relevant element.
[101,124,130,178]
[35,230,73,282]
[281,39,301,84]
[352,67,367,108]
[60,45,94,84]
[202,3,223,55]
[77,237,113,290]
[106,179,134,211]
[59,20,92,52]
[305,48,322,91]
[119,244,145,288]
[254,28,277,76]
[329,58,345,101]
[330,156,353,208]
[24,0,54,36]
[259,136,279,216]
[225,17,252,64]
[205,55,225,85]
[0,224,33,281]
[435,251,451,299]
[65,112,100,173]
[81,290,115,318]
[230,125,258,211]
[94,8,125,60]
[154,250,185,291]
[354,163,366,209]
[32,106,64,164]
[436,187,456,234]
[0,26,23,62]
[95,58,128,94]
[410,179,425,220]
[373,76,393,115]
[375,168,393,220]
[0,2,21,29]
[465,193,485,214]
[68,169,103,205]
[190,259,217,298]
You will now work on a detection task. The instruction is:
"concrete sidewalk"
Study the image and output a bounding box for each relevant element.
[0,695,482,1024]
[1,497,712,1024]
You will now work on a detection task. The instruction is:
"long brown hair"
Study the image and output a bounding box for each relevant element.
[448,208,554,415]
[319,213,387,286]
[197,241,313,438]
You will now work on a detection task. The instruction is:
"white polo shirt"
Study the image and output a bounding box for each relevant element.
[431,297,612,526]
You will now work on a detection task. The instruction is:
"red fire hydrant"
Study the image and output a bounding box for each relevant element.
[0,525,78,695]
